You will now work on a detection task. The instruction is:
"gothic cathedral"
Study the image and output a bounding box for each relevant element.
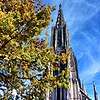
[47,4,99,100]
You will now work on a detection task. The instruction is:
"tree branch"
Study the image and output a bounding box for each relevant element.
[0,37,16,50]
[0,17,35,50]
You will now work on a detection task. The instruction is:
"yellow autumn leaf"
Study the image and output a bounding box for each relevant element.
[23,71,28,78]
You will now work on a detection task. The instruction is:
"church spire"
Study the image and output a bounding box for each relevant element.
[56,4,65,27]
[93,81,98,100]
[51,4,70,51]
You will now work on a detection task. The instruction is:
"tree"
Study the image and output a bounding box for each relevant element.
[0,0,70,99]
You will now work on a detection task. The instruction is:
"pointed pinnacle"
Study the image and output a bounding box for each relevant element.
[59,4,62,10]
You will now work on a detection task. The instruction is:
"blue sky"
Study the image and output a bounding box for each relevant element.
[41,0,100,99]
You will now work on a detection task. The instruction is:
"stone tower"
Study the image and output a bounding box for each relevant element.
[49,4,92,100]
[50,4,70,99]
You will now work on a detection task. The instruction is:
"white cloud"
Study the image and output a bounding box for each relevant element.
[80,50,100,83]
[62,0,100,35]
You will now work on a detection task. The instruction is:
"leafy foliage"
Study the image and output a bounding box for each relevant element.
[0,0,70,99]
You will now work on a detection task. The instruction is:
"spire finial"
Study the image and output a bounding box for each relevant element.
[82,80,87,94]
[59,4,62,10]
